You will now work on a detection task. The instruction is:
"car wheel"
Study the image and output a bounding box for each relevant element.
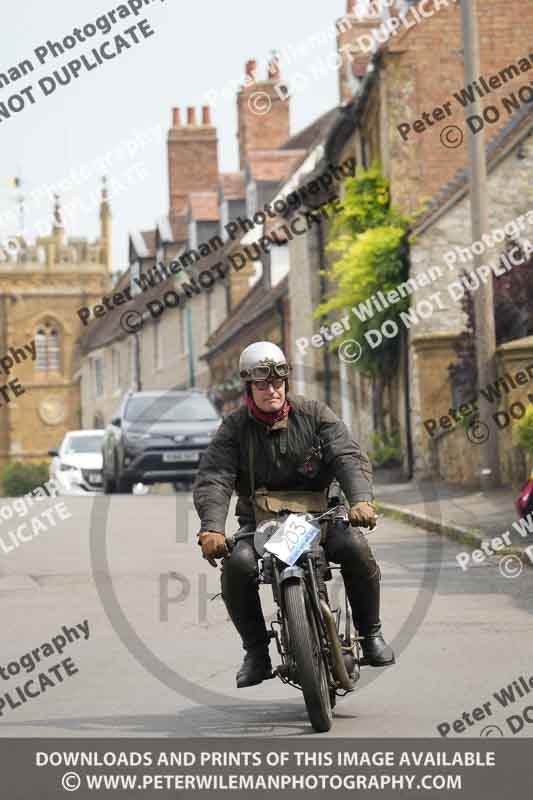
[103,474,116,494]
[116,476,134,494]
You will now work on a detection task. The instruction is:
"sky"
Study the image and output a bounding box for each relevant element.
[0,0,346,270]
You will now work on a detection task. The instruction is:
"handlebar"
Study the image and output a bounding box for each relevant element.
[224,505,378,553]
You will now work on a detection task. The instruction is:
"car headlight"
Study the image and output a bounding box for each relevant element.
[127,433,151,441]
[60,463,80,472]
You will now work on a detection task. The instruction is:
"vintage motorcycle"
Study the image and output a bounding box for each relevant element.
[227,504,362,733]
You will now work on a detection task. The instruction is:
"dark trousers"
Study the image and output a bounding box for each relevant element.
[220,524,381,652]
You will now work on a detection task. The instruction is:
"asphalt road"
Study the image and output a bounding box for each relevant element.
[0,490,532,738]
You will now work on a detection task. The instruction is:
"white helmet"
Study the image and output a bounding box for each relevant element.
[239,341,289,382]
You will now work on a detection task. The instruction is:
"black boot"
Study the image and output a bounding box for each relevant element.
[236,646,273,688]
[360,623,395,667]
[325,528,395,667]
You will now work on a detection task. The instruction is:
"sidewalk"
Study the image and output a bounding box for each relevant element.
[374,470,533,568]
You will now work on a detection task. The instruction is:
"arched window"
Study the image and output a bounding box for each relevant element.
[35,320,61,372]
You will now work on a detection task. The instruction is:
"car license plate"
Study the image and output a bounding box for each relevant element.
[264,514,321,566]
[163,451,200,463]
[88,474,101,485]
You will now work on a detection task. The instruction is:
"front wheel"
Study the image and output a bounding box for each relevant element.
[283,578,332,733]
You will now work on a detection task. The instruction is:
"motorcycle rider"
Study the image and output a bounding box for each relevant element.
[193,341,395,688]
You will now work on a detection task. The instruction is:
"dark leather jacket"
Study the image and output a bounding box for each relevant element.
[193,393,374,533]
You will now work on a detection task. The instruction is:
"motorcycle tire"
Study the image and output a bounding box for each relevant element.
[283,578,332,733]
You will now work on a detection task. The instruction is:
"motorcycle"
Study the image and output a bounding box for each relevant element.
[226,504,362,733]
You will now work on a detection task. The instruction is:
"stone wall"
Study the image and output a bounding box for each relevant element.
[408,127,533,481]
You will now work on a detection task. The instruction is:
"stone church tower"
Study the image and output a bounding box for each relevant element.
[0,183,112,470]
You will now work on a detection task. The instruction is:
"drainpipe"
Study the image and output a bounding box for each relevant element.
[0,293,9,464]
[186,304,195,387]
[402,325,414,480]
[134,332,142,391]
[317,222,332,407]
[275,297,286,354]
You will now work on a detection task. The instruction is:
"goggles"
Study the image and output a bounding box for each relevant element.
[240,362,290,381]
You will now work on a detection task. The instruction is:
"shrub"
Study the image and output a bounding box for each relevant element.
[514,405,533,454]
[368,430,402,468]
[1,462,50,497]
[316,162,412,381]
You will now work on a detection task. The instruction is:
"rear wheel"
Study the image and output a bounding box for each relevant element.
[283,579,332,733]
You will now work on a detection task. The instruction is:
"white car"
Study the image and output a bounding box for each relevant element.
[48,430,105,495]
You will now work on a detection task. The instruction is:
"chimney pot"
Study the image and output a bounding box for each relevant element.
[172,107,181,127]
[268,56,280,81]
[187,107,196,125]
[245,59,257,82]
[202,105,211,125]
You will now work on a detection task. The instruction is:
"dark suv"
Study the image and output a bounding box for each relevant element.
[101,390,221,493]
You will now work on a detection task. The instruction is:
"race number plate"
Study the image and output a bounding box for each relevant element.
[264,514,321,566]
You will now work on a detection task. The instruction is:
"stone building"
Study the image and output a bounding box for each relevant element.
[276,0,533,483]
[0,188,111,468]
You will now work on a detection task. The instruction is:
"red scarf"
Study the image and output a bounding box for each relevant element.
[244,393,291,426]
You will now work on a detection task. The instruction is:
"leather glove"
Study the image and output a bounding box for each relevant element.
[197,531,229,567]
[348,501,377,531]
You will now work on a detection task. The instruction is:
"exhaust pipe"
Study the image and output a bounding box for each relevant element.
[320,600,354,691]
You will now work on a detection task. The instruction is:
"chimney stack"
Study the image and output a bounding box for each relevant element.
[236,56,290,170]
[337,3,383,104]
[167,107,219,219]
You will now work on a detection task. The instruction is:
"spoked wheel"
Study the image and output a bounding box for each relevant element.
[283,578,332,733]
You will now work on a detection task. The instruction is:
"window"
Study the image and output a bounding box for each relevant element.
[206,292,212,336]
[35,320,61,372]
[271,245,290,287]
[94,358,104,398]
[112,349,121,390]
[361,135,368,169]
[125,393,219,423]
[246,181,258,216]
[220,200,229,240]
[188,221,198,250]
[62,433,104,455]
